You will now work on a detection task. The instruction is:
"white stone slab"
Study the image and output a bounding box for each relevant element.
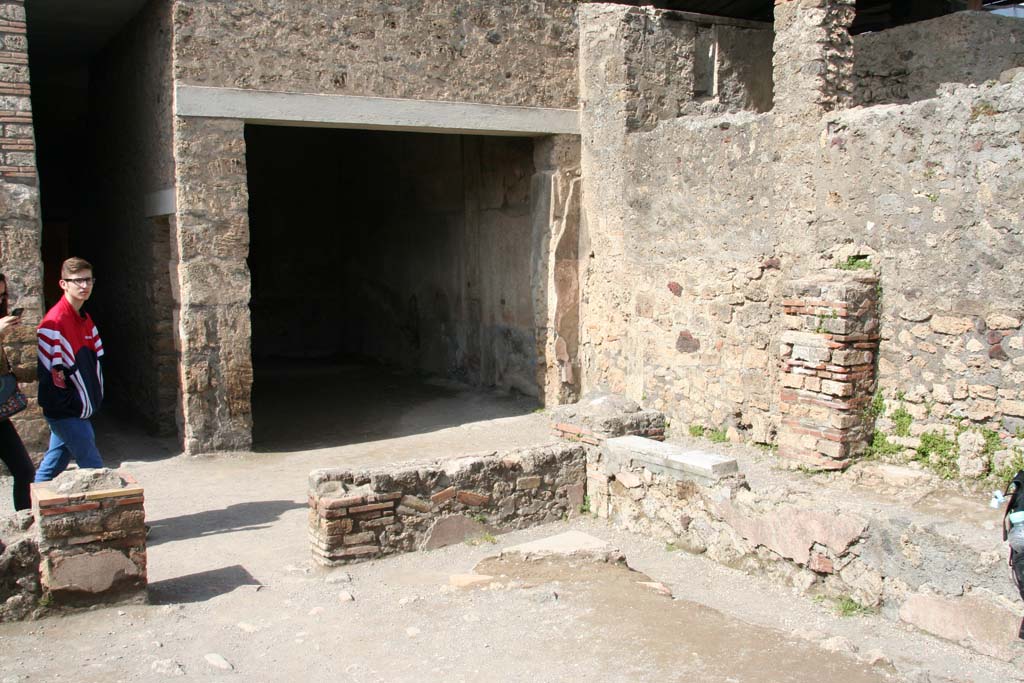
[603,435,738,481]
[176,85,580,136]
[497,531,619,562]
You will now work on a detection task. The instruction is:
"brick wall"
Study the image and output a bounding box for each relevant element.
[778,275,880,470]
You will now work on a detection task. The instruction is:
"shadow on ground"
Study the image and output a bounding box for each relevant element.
[251,358,539,453]
[148,564,262,604]
[146,500,306,546]
[92,410,182,468]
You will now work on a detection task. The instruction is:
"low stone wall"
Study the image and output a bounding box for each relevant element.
[590,452,1023,662]
[550,392,1021,662]
[0,510,39,621]
[308,443,586,566]
[31,469,147,607]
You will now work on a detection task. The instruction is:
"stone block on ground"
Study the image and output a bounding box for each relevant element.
[0,510,40,621]
[551,392,666,444]
[492,530,624,564]
[898,588,1024,662]
[308,444,587,566]
[602,435,739,484]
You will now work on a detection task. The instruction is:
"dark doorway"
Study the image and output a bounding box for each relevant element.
[26,0,179,436]
[245,125,541,450]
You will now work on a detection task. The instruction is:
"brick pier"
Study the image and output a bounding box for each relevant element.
[777,274,880,470]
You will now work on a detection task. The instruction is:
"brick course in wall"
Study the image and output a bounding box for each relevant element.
[777,274,879,470]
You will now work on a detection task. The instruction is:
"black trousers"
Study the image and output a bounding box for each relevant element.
[0,418,33,510]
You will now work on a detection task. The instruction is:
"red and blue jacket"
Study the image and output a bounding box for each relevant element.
[37,297,105,419]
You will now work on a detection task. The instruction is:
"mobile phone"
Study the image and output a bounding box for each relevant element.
[9,308,23,317]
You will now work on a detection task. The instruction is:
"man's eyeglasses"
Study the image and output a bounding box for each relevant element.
[62,277,95,287]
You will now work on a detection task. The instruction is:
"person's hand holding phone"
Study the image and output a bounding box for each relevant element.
[0,311,20,335]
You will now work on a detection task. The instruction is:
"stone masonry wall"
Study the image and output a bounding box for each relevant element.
[532,136,583,405]
[87,0,177,435]
[308,443,586,566]
[173,0,579,109]
[548,395,1022,661]
[854,12,1024,107]
[0,0,44,456]
[773,0,855,119]
[586,448,1024,662]
[172,117,253,453]
[579,4,1024,480]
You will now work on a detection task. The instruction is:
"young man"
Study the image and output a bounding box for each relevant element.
[34,257,105,482]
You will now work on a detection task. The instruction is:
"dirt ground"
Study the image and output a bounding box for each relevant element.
[1,370,1023,682]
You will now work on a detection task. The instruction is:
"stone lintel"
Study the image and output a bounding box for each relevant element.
[602,435,739,483]
[175,85,580,137]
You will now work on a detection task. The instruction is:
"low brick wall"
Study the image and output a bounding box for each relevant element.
[308,443,587,566]
[31,469,147,606]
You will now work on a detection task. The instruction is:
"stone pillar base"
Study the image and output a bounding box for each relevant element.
[31,469,147,607]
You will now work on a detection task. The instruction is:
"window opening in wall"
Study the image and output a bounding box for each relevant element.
[693,24,719,98]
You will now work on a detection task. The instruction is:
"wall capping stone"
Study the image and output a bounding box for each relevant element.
[175,85,580,136]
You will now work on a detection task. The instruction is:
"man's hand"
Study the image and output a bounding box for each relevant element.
[51,366,67,389]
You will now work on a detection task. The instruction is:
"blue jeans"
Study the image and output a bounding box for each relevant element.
[35,417,104,482]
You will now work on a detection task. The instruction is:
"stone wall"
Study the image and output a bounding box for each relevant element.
[172,117,253,453]
[87,0,177,435]
[172,0,579,109]
[854,12,1024,106]
[308,443,586,565]
[0,0,45,454]
[578,2,1024,480]
[533,136,583,405]
[587,446,1024,662]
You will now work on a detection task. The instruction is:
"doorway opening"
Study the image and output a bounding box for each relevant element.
[245,125,542,450]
